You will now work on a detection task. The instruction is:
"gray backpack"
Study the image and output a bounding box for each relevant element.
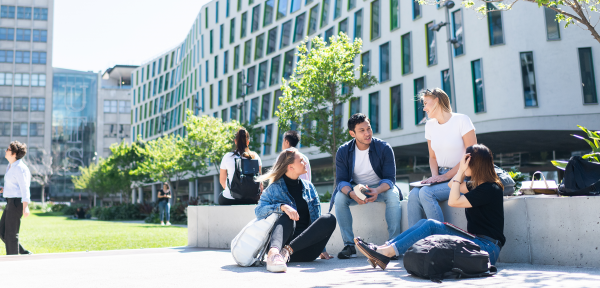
[494,165,515,196]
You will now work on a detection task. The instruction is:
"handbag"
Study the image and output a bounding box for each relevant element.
[520,171,558,195]
[231,213,281,267]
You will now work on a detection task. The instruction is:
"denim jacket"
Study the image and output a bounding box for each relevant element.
[330,137,400,211]
[255,177,322,223]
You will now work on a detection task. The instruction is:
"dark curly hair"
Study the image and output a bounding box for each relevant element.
[8,141,27,160]
[348,113,370,132]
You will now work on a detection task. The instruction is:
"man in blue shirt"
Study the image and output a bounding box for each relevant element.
[332,114,402,259]
[0,141,32,255]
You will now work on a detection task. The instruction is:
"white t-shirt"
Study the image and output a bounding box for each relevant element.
[352,144,382,186]
[425,113,475,168]
[220,152,262,199]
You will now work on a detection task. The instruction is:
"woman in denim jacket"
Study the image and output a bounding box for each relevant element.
[255,148,337,273]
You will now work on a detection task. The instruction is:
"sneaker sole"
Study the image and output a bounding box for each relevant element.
[267,265,287,273]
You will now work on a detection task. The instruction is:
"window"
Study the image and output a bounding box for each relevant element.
[379,42,390,82]
[201,35,205,58]
[282,49,295,79]
[15,51,30,63]
[390,0,400,30]
[441,69,452,104]
[32,51,46,64]
[244,40,252,65]
[224,50,229,74]
[544,7,560,40]
[13,97,28,111]
[361,51,370,76]
[31,98,45,111]
[579,48,598,104]
[247,66,256,94]
[241,12,248,38]
[119,101,131,113]
[277,0,289,19]
[487,3,504,45]
[518,52,538,107]
[1,6,15,18]
[230,18,236,43]
[13,123,27,136]
[0,122,9,135]
[401,32,412,74]
[293,13,306,43]
[210,84,214,109]
[370,0,380,40]
[308,4,320,35]
[471,59,485,112]
[252,5,261,33]
[0,28,14,40]
[339,18,348,35]
[226,0,230,17]
[280,20,292,48]
[414,77,426,124]
[33,30,47,42]
[218,80,223,106]
[234,45,240,69]
[30,123,43,136]
[17,7,31,19]
[255,33,265,59]
[349,97,360,115]
[264,0,275,26]
[227,76,234,102]
[104,124,118,138]
[258,60,268,90]
[354,9,362,39]
[214,55,219,78]
[230,105,238,121]
[37,74,46,86]
[221,108,228,122]
[210,30,214,54]
[14,73,29,86]
[412,0,421,19]
[16,29,31,41]
[390,85,402,129]
[220,24,224,49]
[237,72,243,98]
[104,100,118,113]
[0,50,12,62]
[324,27,335,44]
[261,93,271,120]
[272,89,282,117]
[250,96,260,122]
[321,0,330,28]
[216,1,220,23]
[451,10,465,56]
[267,27,278,54]
[368,92,379,133]
[263,124,273,155]
[34,8,48,20]
[270,55,281,85]
[426,22,437,66]
[0,97,10,110]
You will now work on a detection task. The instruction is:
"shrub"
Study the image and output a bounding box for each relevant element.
[319,191,332,203]
[61,205,80,216]
[51,204,67,212]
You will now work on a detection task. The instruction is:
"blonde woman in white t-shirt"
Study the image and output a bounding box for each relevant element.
[407,88,477,226]
[218,128,263,205]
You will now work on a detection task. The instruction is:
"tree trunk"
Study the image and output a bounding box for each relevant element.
[331,83,338,194]
[41,184,45,204]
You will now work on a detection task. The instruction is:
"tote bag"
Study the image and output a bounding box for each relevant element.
[231,213,281,267]
[520,171,558,195]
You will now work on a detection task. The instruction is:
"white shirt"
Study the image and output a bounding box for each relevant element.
[2,159,31,202]
[425,113,475,168]
[220,152,262,199]
[274,150,312,182]
[352,144,382,186]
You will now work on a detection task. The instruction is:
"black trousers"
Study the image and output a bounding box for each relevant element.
[0,198,28,255]
[270,213,337,262]
[218,193,258,205]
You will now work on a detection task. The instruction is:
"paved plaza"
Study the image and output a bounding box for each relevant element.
[1,247,600,287]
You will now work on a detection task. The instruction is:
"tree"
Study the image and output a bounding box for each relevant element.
[28,150,53,204]
[72,160,104,206]
[424,0,600,44]
[276,33,377,190]
[106,140,154,202]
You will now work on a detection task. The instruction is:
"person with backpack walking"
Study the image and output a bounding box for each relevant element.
[355,144,505,270]
[157,183,172,226]
[255,148,336,273]
[218,128,263,205]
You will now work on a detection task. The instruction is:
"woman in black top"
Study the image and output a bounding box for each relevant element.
[355,144,505,270]
[157,183,172,226]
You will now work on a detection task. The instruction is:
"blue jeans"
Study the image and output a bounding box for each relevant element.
[386,219,501,265]
[407,168,452,227]
[158,201,170,222]
[334,185,402,246]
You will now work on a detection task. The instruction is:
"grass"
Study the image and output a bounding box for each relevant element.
[0,211,187,255]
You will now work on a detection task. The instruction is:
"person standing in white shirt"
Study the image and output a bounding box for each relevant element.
[407,88,477,226]
[277,131,311,182]
[0,141,33,255]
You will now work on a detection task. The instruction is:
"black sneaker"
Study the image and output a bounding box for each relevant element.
[337,245,357,259]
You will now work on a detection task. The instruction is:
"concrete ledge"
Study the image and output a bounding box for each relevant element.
[188,196,600,267]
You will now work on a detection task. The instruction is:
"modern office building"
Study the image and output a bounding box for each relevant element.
[130,0,599,203]
[0,0,53,200]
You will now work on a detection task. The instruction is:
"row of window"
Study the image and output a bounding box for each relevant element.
[0,122,44,136]
[0,6,48,20]
[103,100,131,114]
[0,50,47,64]
[134,101,187,138]
[0,28,47,42]
[103,124,131,138]
[0,97,45,111]
[0,73,46,86]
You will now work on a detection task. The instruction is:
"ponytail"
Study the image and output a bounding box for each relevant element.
[233,128,253,158]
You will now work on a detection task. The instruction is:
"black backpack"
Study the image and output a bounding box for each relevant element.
[228,156,261,201]
[558,156,600,196]
[403,235,497,283]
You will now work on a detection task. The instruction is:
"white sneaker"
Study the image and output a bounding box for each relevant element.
[166,222,171,226]
[161,222,165,226]
[266,253,287,272]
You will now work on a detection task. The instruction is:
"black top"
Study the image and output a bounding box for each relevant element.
[158,189,171,203]
[464,182,506,246]
[283,174,311,232]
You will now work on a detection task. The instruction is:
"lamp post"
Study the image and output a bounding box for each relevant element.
[430,0,461,112]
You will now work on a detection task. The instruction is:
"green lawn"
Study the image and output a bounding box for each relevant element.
[0,211,187,255]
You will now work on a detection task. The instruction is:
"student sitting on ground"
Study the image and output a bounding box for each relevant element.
[255,148,336,273]
[355,144,505,270]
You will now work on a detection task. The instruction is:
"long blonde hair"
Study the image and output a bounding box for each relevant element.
[256,148,301,184]
[418,88,452,114]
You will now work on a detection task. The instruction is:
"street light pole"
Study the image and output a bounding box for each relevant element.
[443,1,458,112]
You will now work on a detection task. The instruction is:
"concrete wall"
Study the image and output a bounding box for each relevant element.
[188,196,600,267]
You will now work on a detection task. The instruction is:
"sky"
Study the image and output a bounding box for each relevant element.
[53,0,209,73]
